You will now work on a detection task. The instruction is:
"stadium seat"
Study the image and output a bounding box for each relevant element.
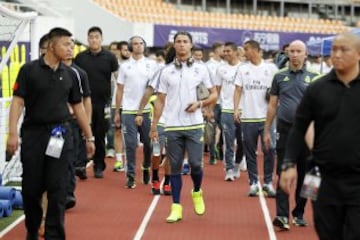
[91,0,348,34]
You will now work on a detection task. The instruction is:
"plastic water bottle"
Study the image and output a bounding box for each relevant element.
[152,140,160,157]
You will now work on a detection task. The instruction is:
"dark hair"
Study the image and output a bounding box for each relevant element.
[212,42,224,52]
[244,40,260,51]
[118,41,128,49]
[155,50,165,58]
[48,27,72,40]
[282,43,290,51]
[109,41,119,48]
[164,41,173,52]
[165,46,176,64]
[88,26,102,36]
[39,33,50,49]
[224,41,237,51]
[192,46,204,52]
[173,31,193,43]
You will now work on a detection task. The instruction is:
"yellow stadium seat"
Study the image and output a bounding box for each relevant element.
[90,0,348,34]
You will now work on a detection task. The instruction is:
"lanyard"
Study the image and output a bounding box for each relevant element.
[51,126,66,137]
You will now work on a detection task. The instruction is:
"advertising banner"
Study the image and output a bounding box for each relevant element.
[154,24,331,52]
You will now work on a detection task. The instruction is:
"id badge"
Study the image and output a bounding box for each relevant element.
[300,172,321,201]
[45,136,65,158]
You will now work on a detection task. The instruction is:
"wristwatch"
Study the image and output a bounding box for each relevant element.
[281,162,296,171]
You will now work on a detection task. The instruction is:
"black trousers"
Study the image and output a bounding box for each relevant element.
[275,119,308,219]
[313,176,360,240]
[68,119,85,197]
[21,124,73,240]
[213,104,223,159]
[73,122,87,170]
[92,102,108,172]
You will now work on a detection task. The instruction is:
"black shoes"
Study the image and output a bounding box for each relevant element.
[65,196,76,210]
[292,217,308,227]
[94,169,104,178]
[142,168,150,184]
[273,216,290,230]
[75,167,88,180]
[126,176,136,189]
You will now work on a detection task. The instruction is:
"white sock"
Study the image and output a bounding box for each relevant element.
[116,153,123,162]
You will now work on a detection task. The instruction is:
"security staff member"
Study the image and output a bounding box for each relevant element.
[63,39,92,208]
[75,26,118,178]
[150,31,217,223]
[280,32,360,240]
[6,27,95,240]
[72,66,92,181]
[264,40,319,230]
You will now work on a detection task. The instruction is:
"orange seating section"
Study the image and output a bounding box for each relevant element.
[92,0,349,34]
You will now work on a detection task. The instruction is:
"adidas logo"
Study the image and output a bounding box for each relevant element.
[283,76,290,82]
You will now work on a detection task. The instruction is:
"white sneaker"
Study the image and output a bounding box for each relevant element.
[263,182,276,198]
[224,169,235,181]
[233,163,241,178]
[106,149,115,158]
[248,183,259,197]
[240,157,247,171]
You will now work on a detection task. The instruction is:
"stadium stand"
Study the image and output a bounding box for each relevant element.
[92,0,349,34]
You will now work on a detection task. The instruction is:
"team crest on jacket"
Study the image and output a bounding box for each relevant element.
[304,76,311,84]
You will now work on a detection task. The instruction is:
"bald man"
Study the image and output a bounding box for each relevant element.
[280,33,360,239]
[264,40,319,230]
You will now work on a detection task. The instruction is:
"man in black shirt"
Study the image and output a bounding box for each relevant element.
[7,27,95,240]
[280,32,360,239]
[75,26,119,178]
[63,39,92,208]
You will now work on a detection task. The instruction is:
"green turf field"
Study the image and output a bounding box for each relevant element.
[0,182,23,232]
[0,210,23,231]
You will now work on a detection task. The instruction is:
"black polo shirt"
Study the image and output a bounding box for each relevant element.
[13,57,82,126]
[74,48,118,104]
[285,69,360,177]
[70,63,91,98]
[270,66,319,124]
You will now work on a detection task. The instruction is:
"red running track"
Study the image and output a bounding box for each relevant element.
[3,150,318,240]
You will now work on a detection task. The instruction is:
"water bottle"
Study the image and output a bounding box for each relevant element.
[300,166,321,201]
[152,140,160,157]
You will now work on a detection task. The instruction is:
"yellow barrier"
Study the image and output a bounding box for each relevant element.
[1,43,85,97]
[1,65,10,98]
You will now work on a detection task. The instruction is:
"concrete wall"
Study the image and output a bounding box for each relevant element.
[69,0,154,46]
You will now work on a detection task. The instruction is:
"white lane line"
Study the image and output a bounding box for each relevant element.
[257,182,277,240]
[133,180,163,240]
[0,214,25,238]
